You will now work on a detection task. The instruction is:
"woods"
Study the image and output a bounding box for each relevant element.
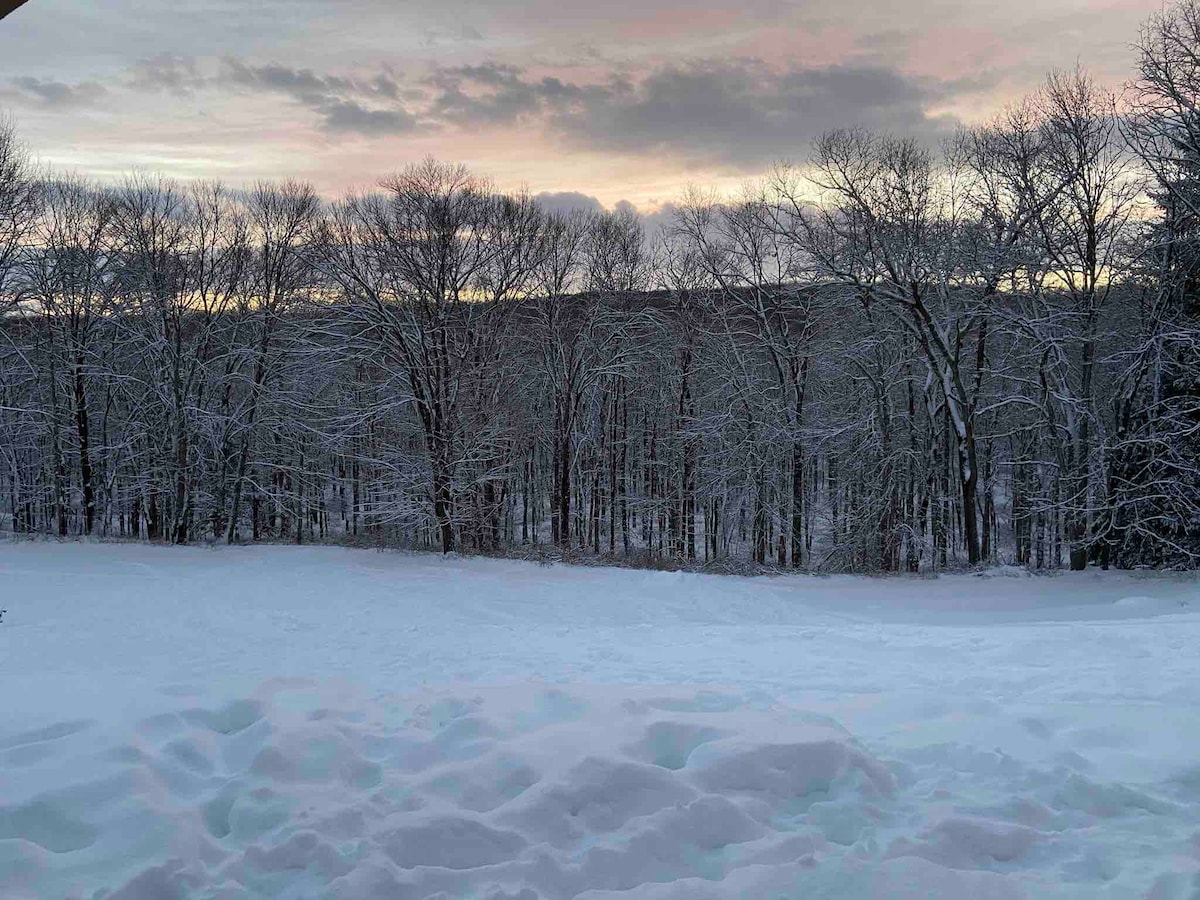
[2,3,1199,572]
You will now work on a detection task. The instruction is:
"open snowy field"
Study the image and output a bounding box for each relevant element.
[1,543,1199,899]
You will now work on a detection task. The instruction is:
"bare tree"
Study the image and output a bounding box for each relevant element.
[1110,0,1200,565]
[25,176,117,534]
[317,161,540,553]
[224,180,316,543]
[0,116,39,314]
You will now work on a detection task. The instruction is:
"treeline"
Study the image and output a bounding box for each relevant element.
[2,3,1199,572]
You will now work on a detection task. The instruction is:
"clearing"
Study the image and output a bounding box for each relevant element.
[0,543,1198,898]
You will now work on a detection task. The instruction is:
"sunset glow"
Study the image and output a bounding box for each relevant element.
[0,0,1165,211]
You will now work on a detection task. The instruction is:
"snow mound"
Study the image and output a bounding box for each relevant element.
[1112,594,1191,613]
[8,679,1191,899]
[1,682,904,899]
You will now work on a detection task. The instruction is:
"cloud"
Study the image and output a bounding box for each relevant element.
[420,22,486,47]
[321,99,416,135]
[127,53,203,96]
[549,60,957,167]
[8,76,106,108]
[108,51,966,159]
[533,190,605,216]
[424,58,960,168]
[429,63,595,127]
[221,59,355,105]
[368,72,401,100]
[634,201,680,236]
[217,59,417,136]
[106,50,968,162]
[531,192,678,235]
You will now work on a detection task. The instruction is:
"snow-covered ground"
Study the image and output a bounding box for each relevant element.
[1,543,1198,899]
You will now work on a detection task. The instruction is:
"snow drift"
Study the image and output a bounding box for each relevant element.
[1,543,1199,898]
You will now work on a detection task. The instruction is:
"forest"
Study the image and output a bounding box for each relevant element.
[1,2,1199,573]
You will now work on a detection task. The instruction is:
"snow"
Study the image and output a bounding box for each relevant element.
[1,543,1199,899]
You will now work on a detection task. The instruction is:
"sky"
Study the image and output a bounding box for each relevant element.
[0,0,1164,213]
